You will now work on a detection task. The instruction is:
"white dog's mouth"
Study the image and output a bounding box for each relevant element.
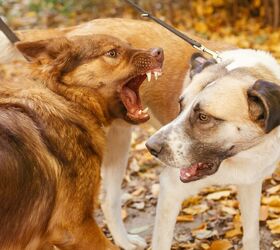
[180,162,218,183]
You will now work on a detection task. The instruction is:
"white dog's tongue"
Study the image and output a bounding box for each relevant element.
[180,164,198,181]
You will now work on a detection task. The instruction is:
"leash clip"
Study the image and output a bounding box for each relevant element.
[193,45,222,62]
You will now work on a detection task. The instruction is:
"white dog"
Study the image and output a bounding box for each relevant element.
[146,49,280,250]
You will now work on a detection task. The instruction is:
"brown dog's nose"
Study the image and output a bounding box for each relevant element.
[146,136,163,158]
[150,48,164,63]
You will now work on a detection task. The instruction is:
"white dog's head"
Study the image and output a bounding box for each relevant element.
[146,50,280,183]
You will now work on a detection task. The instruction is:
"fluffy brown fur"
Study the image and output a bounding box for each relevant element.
[0,34,163,250]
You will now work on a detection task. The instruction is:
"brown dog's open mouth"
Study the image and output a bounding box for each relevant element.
[180,162,218,183]
[120,69,162,123]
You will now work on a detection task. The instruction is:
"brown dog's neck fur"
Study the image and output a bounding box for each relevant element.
[48,78,110,127]
[30,66,112,128]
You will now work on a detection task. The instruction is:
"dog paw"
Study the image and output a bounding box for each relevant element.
[117,234,147,250]
[127,234,147,249]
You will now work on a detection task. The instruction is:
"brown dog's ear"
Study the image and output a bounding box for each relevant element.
[248,80,280,133]
[16,37,72,62]
[190,53,216,79]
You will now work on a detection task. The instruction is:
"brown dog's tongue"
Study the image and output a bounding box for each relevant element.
[121,86,137,113]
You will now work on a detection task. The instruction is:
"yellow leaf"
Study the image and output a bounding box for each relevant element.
[262,196,280,207]
[259,205,269,221]
[206,190,231,200]
[267,218,280,234]
[201,243,210,249]
[209,239,232,250]
[182,195,202,208]
[183,204,209,215]
[121,208,128,220]
[221,205,238,215]
[176,214,194,222]
[225,227,242,238]
[273,240,280,248]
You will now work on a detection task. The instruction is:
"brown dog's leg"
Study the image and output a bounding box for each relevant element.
[73,219,119,250]
[49,218,119,250]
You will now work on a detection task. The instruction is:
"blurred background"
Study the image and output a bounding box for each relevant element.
[2,0,280,58]
[1,1,280,249]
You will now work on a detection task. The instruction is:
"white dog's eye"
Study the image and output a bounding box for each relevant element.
[198,112,209,122]
[105,49,118,58]
[178,96,185,114]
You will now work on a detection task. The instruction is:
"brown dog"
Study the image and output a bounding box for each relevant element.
[0,34,163,249]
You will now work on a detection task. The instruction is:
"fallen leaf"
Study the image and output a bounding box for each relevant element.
[129,158,140,172]
[273,240,280,248]
[182,195,202,208]
[208,239,232,250]
[267,218,280,234]
[267,184,280,194]
[225,227,242,238]
[177,214,194,222]
[262,196,280,207]
[201,242,210,249]
[131,202,145,210]
[259,205,269,221]
[151,183,160,197]
[193,229,218,240]
[131,186,146,197]
[221,205,238,215]
[121,208,128,220]
[206,190,231,200]
[182,204,209,215]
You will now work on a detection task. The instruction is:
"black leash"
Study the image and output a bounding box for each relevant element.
[0,17,20,44]
[0,3,221,61]
[124,0,222,61]
[0,17,31,61]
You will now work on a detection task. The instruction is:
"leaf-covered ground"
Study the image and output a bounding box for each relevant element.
[1,1,280,249]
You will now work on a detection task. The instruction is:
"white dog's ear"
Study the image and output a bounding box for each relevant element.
[248,80,280,133]
[190,53,216,78]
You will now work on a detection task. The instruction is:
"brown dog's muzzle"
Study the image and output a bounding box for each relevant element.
[120,47,164,124]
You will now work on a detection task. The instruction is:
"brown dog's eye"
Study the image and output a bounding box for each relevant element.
[198,112,209,122]
[105,49,118,58]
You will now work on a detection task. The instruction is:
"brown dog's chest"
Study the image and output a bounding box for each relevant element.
[35,102,105,213]
[0,87,105,237]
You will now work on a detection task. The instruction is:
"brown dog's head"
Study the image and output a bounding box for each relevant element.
[16,35,164,124]
[146,50,280,183]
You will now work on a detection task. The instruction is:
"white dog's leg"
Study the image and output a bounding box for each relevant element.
[152,167,206,250]
[237,181,262,250]
[101,120,146,250]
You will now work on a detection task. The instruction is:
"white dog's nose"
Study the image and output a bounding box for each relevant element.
[146,136,163,157]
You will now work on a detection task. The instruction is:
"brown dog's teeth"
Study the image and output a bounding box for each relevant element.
[154,72,159,80]
[146,72,152,82]
[143,107,149,113]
